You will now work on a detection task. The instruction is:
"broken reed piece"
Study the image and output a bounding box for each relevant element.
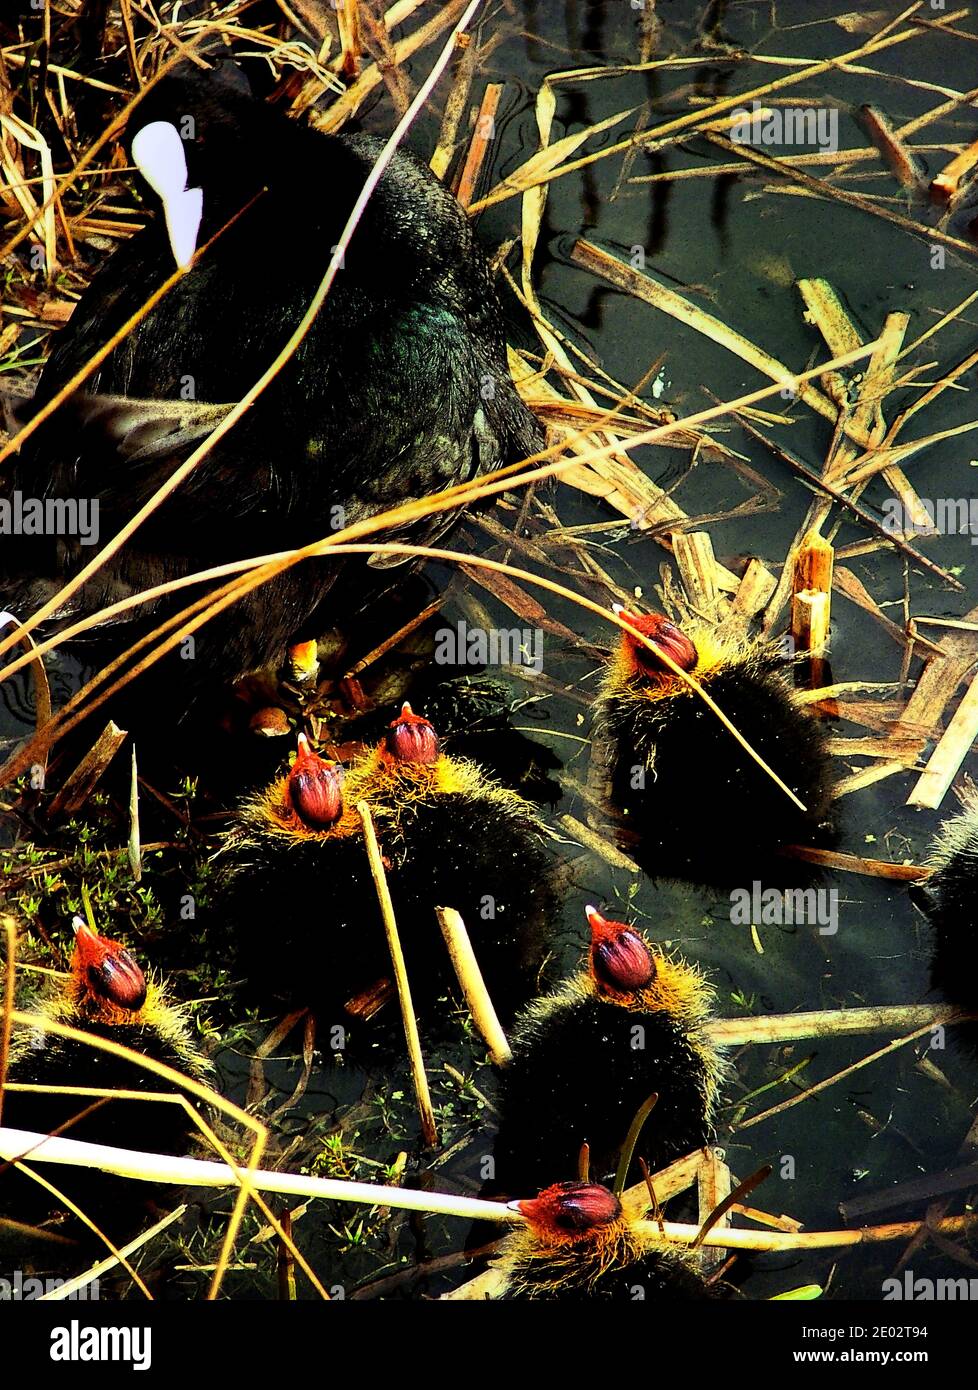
[455,82,504,209]
[722,557,776,635]
[704,1002,958,1049]
[791,592,829,677]
[671,530,722,624]
[343,978,395,1022]
[356,799,438,1148]
[931,137,978,203]
[782,845,932,881]
[857,104,926,192]
[791,524,833,690]
[45,720,128,820]
[907,666,978,811]
[435,906,512,1065]
[696,1150,733,1272]
[337,0,362,79]
[128,743,141,883]
[429,20,477,181]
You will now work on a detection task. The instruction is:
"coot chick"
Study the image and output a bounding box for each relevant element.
[494,1182,728,1300]
[598,611,835,888]
[218,704,559,1027]
[911,795,978,1051]
[491,907,726,1195]
[0,68,543,724]
[2,918,211,1249]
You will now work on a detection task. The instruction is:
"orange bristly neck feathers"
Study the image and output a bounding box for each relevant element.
[584,906,709,1022]
[514,1182,626,1246]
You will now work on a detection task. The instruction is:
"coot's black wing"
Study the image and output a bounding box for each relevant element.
[0,95,541,690]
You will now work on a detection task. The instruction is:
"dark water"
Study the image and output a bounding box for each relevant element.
[427,0,978,1301]
[4,0,978,1301]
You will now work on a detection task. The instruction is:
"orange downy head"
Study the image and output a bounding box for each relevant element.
[385,702,440,767]
[71,918,147,1013]
[585,905,655,994]
[286,733,345,829]
[286,639,320,683]
[614,607,698,684]
[513,1182,623,1242]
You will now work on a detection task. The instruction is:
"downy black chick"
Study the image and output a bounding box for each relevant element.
[1,918,211,1249]
[490,906,727,1195]
[493,1181,730,1301]
[599,610,835,889]
[217,704,560,1026]
[911,794,978,1051]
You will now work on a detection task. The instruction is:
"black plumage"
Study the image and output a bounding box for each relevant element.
[1,69,542,719]
[600,612,835,888]
[217,709,560,1028]
[911,797,978,1051]
[1,921,210,1252]
[494,1183,729,1301]
[490,908,726,1194]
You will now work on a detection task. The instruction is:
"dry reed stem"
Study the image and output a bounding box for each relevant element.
[0,346,882,813]
[313,0,472,132]
[720,401,963,590]
[8,1158,153,1297]
[735,1020,943,1131]
[0,1125,517,1223]
[635,1213,977,1252]
[435,907,511,1065]
[43,721,128,820]
[0,916,15,1130]
[705,1004,958,1049]
[467,6,953,212]
[357,801,438,1148]
[858,103,926,190]
[782,846,931,880]
[39,1204,187,1301]
[455,82,502,208]
[908,668,978,810]
[710,131,978,261]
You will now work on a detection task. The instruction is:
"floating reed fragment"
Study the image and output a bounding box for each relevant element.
[435,907,512,1065]
[930,136,978,200]
[791,525,834,686]
[45,722,128,821]
[907,669,978,811]
[705,1003,957,1049]
[858,103,927,189]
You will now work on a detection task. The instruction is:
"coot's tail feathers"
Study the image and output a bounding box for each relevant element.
[50,393,235,463]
